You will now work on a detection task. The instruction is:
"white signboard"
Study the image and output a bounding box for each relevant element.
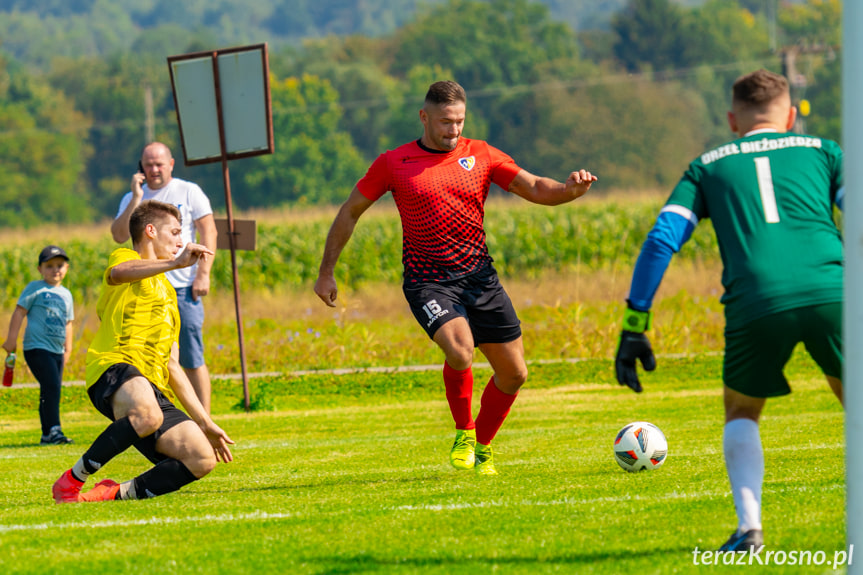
[168,44,273,165]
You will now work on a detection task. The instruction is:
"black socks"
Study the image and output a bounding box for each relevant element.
[72,417,140,481]
[130,459,198,499]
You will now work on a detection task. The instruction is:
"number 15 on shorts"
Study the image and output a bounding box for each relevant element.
[423,299,449,327]
[423,300,442,318]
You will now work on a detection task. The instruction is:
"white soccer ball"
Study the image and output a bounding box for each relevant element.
[613,421,668,472]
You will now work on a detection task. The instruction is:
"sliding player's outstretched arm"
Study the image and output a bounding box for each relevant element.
[167,345,234,462]
[109,243,213,285]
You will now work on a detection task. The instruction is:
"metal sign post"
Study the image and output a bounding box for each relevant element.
[167,43,274,411]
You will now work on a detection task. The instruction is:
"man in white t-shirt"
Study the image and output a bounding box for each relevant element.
[111,142,217,413]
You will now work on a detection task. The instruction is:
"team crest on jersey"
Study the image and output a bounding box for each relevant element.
[458,156,476,171]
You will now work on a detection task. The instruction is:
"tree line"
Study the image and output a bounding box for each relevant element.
[0,0,841,227]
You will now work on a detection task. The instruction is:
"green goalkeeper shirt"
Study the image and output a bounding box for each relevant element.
[667,129,843,330]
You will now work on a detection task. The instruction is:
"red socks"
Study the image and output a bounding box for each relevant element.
[443,362,475,430]
[475,377,518,446]
[443,363,519,443]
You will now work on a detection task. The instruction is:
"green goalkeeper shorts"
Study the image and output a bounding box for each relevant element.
[723,302,842,398]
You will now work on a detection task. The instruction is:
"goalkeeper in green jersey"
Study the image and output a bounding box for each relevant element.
[615,69,843,553]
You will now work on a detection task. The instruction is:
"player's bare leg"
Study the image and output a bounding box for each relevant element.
[112,376,167,434]
[155,420,218,478]
[478,338,527,395]
[433,318,474,370]
[826,375,842,406]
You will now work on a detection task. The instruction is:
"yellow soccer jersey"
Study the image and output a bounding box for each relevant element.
[85,248,180,398]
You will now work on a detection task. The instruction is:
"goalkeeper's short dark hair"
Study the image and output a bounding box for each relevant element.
[732,69,790,112]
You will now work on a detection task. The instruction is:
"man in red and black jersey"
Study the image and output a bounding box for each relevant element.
[315,80,596,475]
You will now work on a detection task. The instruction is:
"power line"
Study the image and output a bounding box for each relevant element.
[0,53,837,138]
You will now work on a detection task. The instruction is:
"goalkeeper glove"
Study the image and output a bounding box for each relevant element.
[615,305,656,393]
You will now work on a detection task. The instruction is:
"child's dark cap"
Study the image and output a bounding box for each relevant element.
[38,245,69,265]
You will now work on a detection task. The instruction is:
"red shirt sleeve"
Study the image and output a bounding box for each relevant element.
[356,153,391,201]
[487,145,521,191]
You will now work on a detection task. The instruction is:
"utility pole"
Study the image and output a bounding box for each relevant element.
[144,84,155,143]
[780,43,838,134]
[781,47,808,133]
[767,0,777,53]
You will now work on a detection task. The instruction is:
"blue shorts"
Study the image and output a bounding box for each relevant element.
[175,286,206,369]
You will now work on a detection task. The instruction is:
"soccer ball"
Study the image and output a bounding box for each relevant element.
[613,421,668,472]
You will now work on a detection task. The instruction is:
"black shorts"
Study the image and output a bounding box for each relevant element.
[403,265,521,345]
[88,363,192,465]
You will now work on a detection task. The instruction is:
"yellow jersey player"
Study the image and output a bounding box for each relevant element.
[53,200,233,503]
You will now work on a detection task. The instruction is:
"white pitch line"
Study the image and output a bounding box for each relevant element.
[1,482,842,534]
[394,493,714,512]
[393,482,844,512]
[8,351,724,388]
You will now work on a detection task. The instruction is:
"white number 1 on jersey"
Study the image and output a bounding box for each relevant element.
[754,156,780,223]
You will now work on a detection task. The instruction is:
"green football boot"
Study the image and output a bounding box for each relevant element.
[450,428,476,470]
[474,442,497,475]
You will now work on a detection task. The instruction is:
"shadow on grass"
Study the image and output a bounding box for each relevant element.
[0,440,57,449]
[309,545,697,574]
[201,471,453,495]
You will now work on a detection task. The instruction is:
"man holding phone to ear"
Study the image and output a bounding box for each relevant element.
[111,142,217,413]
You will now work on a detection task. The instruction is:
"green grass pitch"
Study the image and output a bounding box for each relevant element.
[0,352,845,574]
